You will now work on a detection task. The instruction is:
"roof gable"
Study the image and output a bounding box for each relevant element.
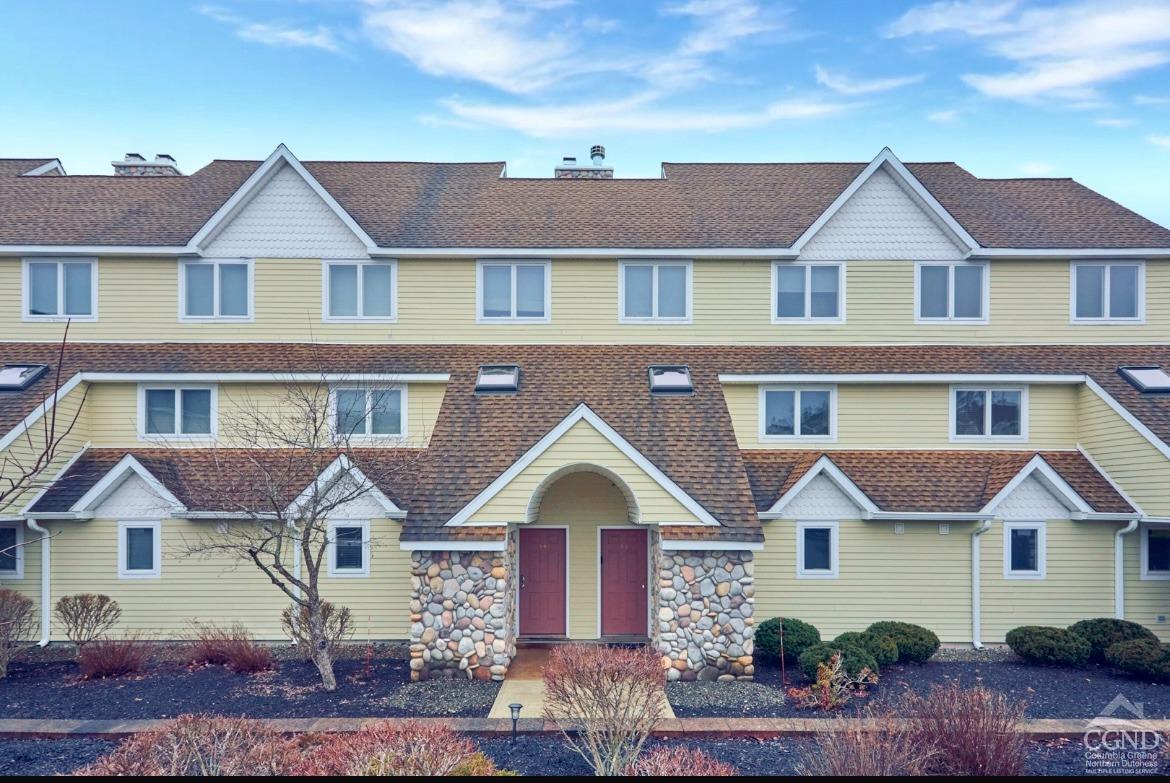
[980,454,1091,516]
[285,455,405,519]
[70,454,185,515]
[763,455,879,518]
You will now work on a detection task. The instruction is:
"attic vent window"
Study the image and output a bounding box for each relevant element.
[0,364,48,391]
[1119,366,1170,393]
[476,365,520,393]
[649,366,693,394]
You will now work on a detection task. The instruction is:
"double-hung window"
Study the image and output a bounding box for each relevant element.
[328,520,370,577]
[477,261,550,322]
[797,521,839,578]
[1071,262,1143,323]
[761,386,834,440]
[333,387,405,439]
[180,259,252,320]
[118,521,161,579]
[0,523,24,579]
[773,263,843,322]
[23,258,97,320]
[951,387,1025,440]
[1004,521,1045,579]
[619,261,691,322]
[325,260,396,321]
[916,262,987,323]
[1141,526,1170,580]
[140,386,215,438]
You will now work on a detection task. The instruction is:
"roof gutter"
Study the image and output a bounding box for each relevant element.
[759,510,996,521]
[1115,520,1140,620]
[25,519,52,646]
[969,248,1170,259]
[970,520,993,649]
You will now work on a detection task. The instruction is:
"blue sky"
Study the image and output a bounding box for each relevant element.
[3,0,1170,225]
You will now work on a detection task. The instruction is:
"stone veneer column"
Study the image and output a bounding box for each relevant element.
[409,536,516,681]
[655,549,755,681]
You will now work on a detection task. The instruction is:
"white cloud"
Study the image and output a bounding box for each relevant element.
[884,0,1021,37]
[1096,118,1136,128]
[198,5,339,52]
[814,65,924,95]
[1149,134,1170,148]
[664,0,786,57]
[962,51,1170,100]
[1134,94,1170,105]
[927,108,961,123]
[1018,161,1055,175]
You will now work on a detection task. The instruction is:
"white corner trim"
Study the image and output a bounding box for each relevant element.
[445,403,719,527]
[71,454,186,514]
[764,456,879,519]
[1084,377,1170,461]
[398,539,507,552]
[285,454,406,518]
[979,454,1092,515]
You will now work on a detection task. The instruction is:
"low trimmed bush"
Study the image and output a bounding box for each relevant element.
[296,721,510,776]
[187,622,273,673]
[755,617,821,663]
[798,642,879,681]
[1005,625,1091,666]
[798,707,936,776]
[1069,618,1159,663]
[834,631,898,668]
[0,589,37,679]
[1104,639,1170,682]
[866,621,940,664]
[54,593,122,652]
[906,683,1029,776]
[626,747,738,776]
[78,635,150,680]
[281,602,353,662]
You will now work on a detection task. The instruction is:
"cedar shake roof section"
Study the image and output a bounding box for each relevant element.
[2,157,1168,248]
[741,449,1135,515]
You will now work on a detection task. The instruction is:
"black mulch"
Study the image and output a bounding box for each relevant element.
[668,659,1170,719]
[0,738,114,776]
[0,654,499,720]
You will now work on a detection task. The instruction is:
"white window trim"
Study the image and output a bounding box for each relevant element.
[1069,260,1146,325]
[136,384,218,441]
[321,259,398,323]
[759,385,838,442]
[617,260,694,324]
[796,520,839,579]
[771,261,846,324]
[475,260,552,324]
[913,261,990,325]
[178,258,255,322]
[117,520,162,579]
[21,257,99,322]
[328,385,409,442]
[1140,525,1170,581]
[0,522,25,579]
[1003,520,1046,580]
[327,519,371,578]
[949,385,1028,443]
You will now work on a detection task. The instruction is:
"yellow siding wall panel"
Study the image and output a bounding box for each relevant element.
[1076,386,1170,517]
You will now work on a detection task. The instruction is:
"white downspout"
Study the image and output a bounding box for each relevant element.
[26,519,51,646]
[1115,520,1140,620]
[971,520,993,649]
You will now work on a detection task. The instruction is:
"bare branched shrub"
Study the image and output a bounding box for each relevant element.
[54,593,121,652]
[77,714,300,776]
[626,746,738,776]
[281,602,353,662]
[78,634,150,680]
[187,622,273,673]
[906,683,1029,776]
[0,589,37,678]
[295,721,501,776]
[542,644,667,776]
[798,707,937,776]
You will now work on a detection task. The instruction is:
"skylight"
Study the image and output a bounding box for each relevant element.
[0,364,48,391]
[648,365,693,394]
[1119,366,1170,393]
[475,365,521,393]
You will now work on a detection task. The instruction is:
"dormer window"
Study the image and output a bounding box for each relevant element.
[476,365,520,393]
[1119,366,1170,393]
[648,366,693,394]
[0,364,48,391]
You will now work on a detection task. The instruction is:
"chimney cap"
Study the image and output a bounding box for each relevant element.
[155,153,176,163]
[124,152,145,162]
[590,144,606,165]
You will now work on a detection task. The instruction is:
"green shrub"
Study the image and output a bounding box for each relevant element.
[866,621,940,664]
[1103,639,1170,682]
[799,642,878,681]
[1005,626,1091,667]
[833,631,899,668]
[755,617,821,663]
[1068,618,1159,664]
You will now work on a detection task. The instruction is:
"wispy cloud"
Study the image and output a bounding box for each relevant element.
[1134,94,1170,105]
[1149,134,1170,148]
[814,65,923,95]
[1018,161,1055,175]
[1096,117,1136,128]
[198,5,339,52]
[927,108,961,123]
[885,1,1170,104]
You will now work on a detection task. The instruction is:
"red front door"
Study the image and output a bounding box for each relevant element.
[600,529,648,637]
[519,528,567,636]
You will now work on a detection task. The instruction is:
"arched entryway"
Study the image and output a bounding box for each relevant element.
[517,465,650,640]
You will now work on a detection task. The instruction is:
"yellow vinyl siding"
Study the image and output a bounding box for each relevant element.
[468,419,700,525]
[726,383,1079,450]
[754,519,975,642]
[0,380,90,514]
[1076,385,1170,517]
[979,519,1115,641]
[2,257,1169,344]
[33,517,410,640]
[1124,527,1170,641]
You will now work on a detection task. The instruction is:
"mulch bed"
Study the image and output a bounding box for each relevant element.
[669,658,1170,719]
[0,737,114,776]
[0,648,498,720]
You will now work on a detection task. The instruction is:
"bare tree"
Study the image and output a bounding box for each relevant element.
[166,370,420,691]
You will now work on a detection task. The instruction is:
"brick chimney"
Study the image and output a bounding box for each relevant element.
[112,153,182,176]
[554,144,612,179]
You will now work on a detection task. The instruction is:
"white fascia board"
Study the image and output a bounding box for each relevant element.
[1084,378,1170,461]
[70,454,186,514]
[971,248,1170,259]
[661,540,763,551]
[20,160,65,177]
[399,539,507,552]
[445,403,719,527]
[369,247,799,259]
[764,455,880,518]
[719,373,1087,385]
[187,144,379,255]
[22,511,92,520]
[1,246,191,257]
[284,454,405,518]
[79,372,449,384]
[790,147,979,254]
[0,372,85,453]
[19,441,91,516]
[979,454,1093,515]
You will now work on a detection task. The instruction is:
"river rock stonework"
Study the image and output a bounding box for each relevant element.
[655,550,755,682]
[408,541,516,681]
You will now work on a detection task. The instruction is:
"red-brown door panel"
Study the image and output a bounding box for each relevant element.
[519,528,566,636]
